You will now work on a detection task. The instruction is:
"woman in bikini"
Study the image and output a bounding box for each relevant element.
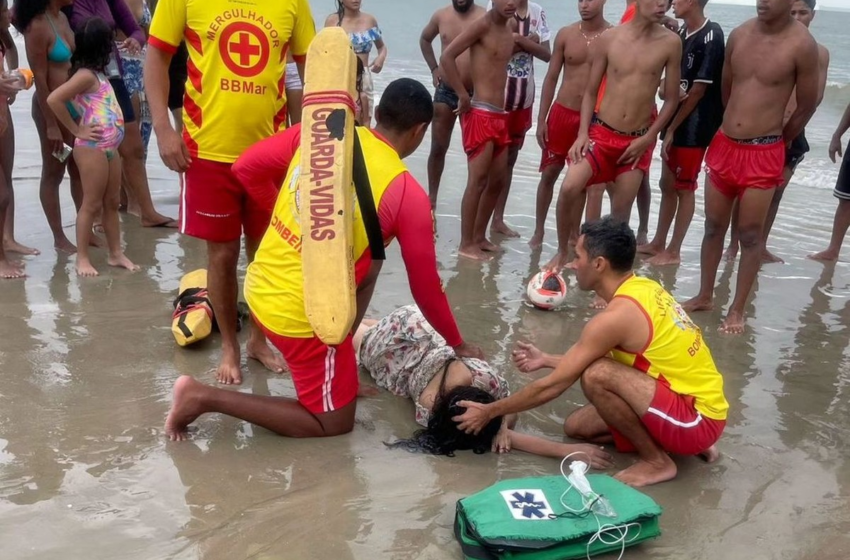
[354,305,613,465]
[324,0,388,127]
[14,0,83,254]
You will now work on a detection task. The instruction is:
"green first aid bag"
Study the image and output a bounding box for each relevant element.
[454,475,662,560]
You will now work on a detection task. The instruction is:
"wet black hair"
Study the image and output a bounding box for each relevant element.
[580,216,636,273]
[11,0,51,32]
[376,78,434,132]
[69,17,112,77]
[800,0,816,10]
[698,0,710,8]
[386,363,503,457]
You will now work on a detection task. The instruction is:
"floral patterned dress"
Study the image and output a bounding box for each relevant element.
[359,305,510,427]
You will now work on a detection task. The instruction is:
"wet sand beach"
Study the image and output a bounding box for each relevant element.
[3,0,850,558]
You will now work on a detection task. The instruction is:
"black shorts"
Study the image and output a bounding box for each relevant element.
[785,131,809,172]
[835,148,850,201]
[109,77,136,123]
[168,43,189,111]
[433,82,471,112]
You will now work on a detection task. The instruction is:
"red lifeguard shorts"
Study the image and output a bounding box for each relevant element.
[704,131,785,199]
[666,146,707,191]
[461,107,510,161]
[540,102,581,171]
[507,106,533,149]
[609,376,726,456]
[181,158,271,243]
[259,326,359,415]
[585,123,655,185]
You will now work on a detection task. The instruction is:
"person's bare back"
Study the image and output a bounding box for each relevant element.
[432,2,486,92]
[554,22,611,111]
[722,18,818,139]
[597,22,681,133]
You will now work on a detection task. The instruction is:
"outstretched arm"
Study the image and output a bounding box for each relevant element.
[454,305,635,433]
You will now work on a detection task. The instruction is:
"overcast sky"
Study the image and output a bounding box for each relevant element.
[714,0,850,10]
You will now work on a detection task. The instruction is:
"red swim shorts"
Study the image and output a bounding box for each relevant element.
[666,146,707,191]
[704,131,785,199]
[585,123,655,185]
[609,376,725,456]
[460,107,510,161]
[181,158,272,243]
[507,106,533,149]
[540,102,581,171]
[260,324,359,415]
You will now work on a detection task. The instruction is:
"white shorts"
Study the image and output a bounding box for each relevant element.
[285,62,302,91]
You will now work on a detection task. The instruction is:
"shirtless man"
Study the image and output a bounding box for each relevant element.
[420,0,485,208]
[543,0,682,272]
[440,0,519,261]
[488,0,551,239]
[725,0,829,264]
[682,0,819,334]
[529,0,611,249]
[638,0,725,266]
[456,217,728,487]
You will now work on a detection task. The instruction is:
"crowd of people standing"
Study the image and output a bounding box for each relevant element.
[0,0,849,488]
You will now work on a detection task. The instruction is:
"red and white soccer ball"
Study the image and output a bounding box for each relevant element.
[526,271,567,310]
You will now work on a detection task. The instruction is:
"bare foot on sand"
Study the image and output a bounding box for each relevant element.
[614,455,677,487]
[0,259,26,279]
[491,221,521,238]
[646,251,681,266]
[761,249,784,264]
[76,257,99,277]
[681,295,713,313]
[636,230,648,247]
[589,295,607,309]
[215,353,243,385]
[141,213,179,228]
[542,251,569,272]
[459,245,493,262]
[165,376,206,441]
[637,240,663,256]
[528,232,544,249]
[719,310,745,335]
[807,249,839,262]
[55,237,77,255]
[4,240,40,255]
[247,339,287,373]
[108,253,141,272]
[479,238,502,253]
[699,445,720,463]
[724,243,738,262]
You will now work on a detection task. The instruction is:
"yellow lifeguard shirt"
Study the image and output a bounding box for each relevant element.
[149,0,316,162]
[610,276,729,420]
[245,127,407,338]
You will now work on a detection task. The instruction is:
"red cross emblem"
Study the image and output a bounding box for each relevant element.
[219,22,270,78]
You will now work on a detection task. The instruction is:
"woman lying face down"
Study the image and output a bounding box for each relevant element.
[354,305,612,467]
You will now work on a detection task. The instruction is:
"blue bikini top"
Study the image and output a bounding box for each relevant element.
[348,27,381,55]
[46,14,72,64]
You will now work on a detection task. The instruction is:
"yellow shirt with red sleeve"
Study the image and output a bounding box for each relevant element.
[148,0,316,163]
[236,124,462,346]
[610,276,729,421]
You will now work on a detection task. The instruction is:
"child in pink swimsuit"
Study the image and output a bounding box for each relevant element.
[47,17,137,277]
